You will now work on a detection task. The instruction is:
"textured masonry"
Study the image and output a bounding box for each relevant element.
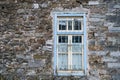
[0,0,120,80]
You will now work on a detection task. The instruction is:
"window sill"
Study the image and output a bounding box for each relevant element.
[56,71,85,76]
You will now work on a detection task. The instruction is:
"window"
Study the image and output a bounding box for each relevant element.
[59,21,67,30]
[52,12,87,76]
[57,35,83,71]
[58,18,82,31]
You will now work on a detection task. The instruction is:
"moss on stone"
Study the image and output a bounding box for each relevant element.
[33,54,46,60]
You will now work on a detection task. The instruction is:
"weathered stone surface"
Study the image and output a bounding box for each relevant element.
[0,0,120,80]
[112,74,120,80]
[88,1,99,5]
[103,57,118,62]
[108,63,120,68]
[110,51,120,57]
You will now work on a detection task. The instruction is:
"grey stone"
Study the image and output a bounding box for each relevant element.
[106,13,116,16]
[90,14,105,19]
[16,68,24,74]
[43,40,53,51]
[108,27,120,32]
[89,18,104,22]
[21,62,28,68]
[46,40,53,45]
[17,9,25,13]
[97,40,105,45]
[33,3,39,9]
[88,76,100,80]
[89,51,107,56]
[103,57,117,62]
[40,3,48,8]
[110,51,120,57]
[89,69,99,75]
[98,69,107,74]
[105,45,119,51]
[26,70,36,75]
[114,4,120,9]
[16,54,25,59]
[108,63,120,68]
[28,59,45,68]
[112,74,120,80]
[88,1,99,5]
[88,40,95,46]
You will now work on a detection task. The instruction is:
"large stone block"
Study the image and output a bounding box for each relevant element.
[110,51,120,57]
[108,63,120,68]
[28,59,45,68]
[102,57,118,62]
[89,45,103,51]
[112,74,120,80]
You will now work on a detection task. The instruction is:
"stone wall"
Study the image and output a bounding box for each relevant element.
[0,0,120,80]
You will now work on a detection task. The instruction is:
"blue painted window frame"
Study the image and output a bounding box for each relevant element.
[52,12,87,76]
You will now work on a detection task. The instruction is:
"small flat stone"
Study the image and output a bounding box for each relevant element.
[88,1,99,5]
[33,3,39,9]
[17,9,25,13]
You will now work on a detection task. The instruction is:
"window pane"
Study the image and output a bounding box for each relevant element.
[68,20,72,30]
[72,44,82,52]
[59,20,67,30]
[58,36,68,43]
[74,20,81,30]
[58,54,68,70]
[72,54,82,70]
[72,36,82,43]
[58,44,68,52]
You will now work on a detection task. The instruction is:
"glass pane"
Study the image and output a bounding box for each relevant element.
[74,20,81,30]
[58,44,68,52]
[72,44,82,52]
[72,54,82,70]
[58,36,68,43]
[72,36,82,43]
[59,20,67,30]
[68,20,72,30]
[58,54,68,70]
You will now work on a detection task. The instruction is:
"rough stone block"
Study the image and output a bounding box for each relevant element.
[89,45,103,51]
[105,45,119,51]
[98,69,108,75]
[110,51,120,57]
[88,31,94,39]
[40,3,48,8]
[88,76,100,80]
[103,57,118,62]
[90,14,105,19]
[88,40,95,46]
[88,1,99,5]
[26,70,36,76]
[28,16,36,21]
[108,63,120,68]
[89,51,107,56]
[17,9,25,14]
[28,59,45,68]
[37,38,45,45]
[89,18,104,22]
[112,74,120,80]
[33,3,39,9]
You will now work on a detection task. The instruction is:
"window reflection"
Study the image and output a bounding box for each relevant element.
[58,36,68,43]
[72,36,82,43]
[59,20,67,30]
[74,20,81,30]
[68,20,72,30]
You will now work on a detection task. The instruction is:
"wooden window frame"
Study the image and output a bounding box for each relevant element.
[52,12,87,76]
